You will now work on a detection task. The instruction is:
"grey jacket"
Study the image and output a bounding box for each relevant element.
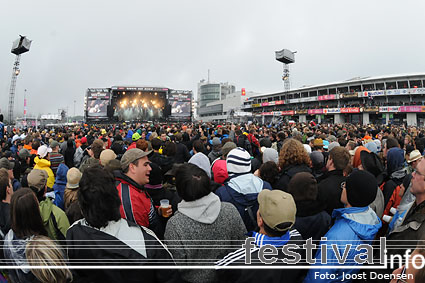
[164,193,246,283]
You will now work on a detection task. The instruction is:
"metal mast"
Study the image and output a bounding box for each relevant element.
[8,55,21,123]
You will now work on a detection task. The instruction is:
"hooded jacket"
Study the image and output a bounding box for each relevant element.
[304,206,382,283]
[215,174,272,231]
[164,193,246,283]
[188,152,211,179]
[33,156,55,189]
[273,164,312,192]
[39,198,70,240]
[52,163,69,210]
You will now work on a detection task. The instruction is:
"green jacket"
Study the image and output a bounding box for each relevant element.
[39,198,70,240]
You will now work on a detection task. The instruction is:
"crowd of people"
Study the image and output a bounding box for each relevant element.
[0,113,424,282]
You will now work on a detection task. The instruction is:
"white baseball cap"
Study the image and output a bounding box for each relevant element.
[37,145,52,158]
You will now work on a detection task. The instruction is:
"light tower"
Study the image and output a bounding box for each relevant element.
[275,49,296,93]
[8,35,32,124]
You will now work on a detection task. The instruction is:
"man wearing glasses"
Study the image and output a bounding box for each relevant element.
[386,158,425,256]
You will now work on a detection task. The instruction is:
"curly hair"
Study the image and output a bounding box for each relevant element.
[278,138,311,170]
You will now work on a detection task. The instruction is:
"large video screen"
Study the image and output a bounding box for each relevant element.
[87,99,108,117]
[169,91,191,117]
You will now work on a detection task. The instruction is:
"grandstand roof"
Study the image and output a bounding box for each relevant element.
[252,72,425,98]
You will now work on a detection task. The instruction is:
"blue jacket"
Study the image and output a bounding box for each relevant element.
[52,163,68,210]
[304,206,382,283]
[215,174,272,231]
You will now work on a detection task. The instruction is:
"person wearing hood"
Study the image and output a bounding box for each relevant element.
[207,137,222,164]
[27,169,70,241]
[3,188,48,282]
[211,141,236,185]
[304,170,382,283]
[164,163,246,283]
[52,163,69,210]
[33,144,55,190]
[382,145,407,217]
[188,147,211,179]
[215,147,272,231]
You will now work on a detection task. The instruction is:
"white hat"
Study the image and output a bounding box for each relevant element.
[227,147,251,176]
[37,145,52,159]
[303,144,312,154]
[408,150,422,163]
[12,135,21,143]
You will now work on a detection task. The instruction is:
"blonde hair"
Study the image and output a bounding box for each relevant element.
[26,235,73,283]
[278,138,311,169]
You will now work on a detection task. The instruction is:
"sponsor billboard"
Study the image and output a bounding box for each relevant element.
[340,107,360,113]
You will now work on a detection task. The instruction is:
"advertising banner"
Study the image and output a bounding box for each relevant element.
[308,109,323,115]
[340,107,360,113]
[281,110,294,115]
[362,106,379,112]
[399,106,423,113]
[379,106,400,113]
[275,100,285,105]
[295,109,308,114]
[410,88,425,94]
[318,94,336,101]
[252,103,261,108]
[323,108,341,114]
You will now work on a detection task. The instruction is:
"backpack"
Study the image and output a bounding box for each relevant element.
[73,146,84,167]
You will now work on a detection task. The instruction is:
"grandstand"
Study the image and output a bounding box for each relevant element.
[244,73,425,126]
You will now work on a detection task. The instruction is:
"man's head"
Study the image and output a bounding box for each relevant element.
[0,168,13,202]
[411,158,425,204]
[50,141,60,152]
[78,166,121,228]
[151,138,162,151]
[27,169,49,201]
[0,157,14,181]
[121,148,152,185]
[327,146,350,171]
[192,140,205,154]
[408,150,423,169]
[257,189,296,237]
[91,139,104,159]
[341,170,377,207]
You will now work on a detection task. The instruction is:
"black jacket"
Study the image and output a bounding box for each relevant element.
[273,164,312,191]
[174,142,191,164]
[317,169,345,216]
[293,200,331,242]
[66,218,179,283]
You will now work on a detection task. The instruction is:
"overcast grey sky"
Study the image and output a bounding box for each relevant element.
[1,0,425,117]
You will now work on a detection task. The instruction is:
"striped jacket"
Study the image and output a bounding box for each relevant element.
[216,229,306,283]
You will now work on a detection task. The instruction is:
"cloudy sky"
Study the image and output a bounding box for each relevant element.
[1,0,424,118]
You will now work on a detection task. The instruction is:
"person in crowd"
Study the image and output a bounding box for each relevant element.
[79,139,104,173]
[216,189,305,283]
[317,146,350,216]
[208,137,222,164]
[114,148,168,234]
[67,166,178,282]
[389,237,425,283]
[256,160,280,185]
[33,144,55,190]
[49,140,64,176]
[64,139,75,169]
[273,138,312,191]
[99,148,117,167]
[73,136,88,167]
[288,172,331,241]
[27,169,70,240]
[165,163,246,283]
[386,158,425,257]
[0,157,21,191]
[0,168,13,237]
[304,170,382,282]
[173,132,191,164]
[26,235,73,283]
[136,138,149,152]
[188,140,211,179]
[3,188,48,282]
[215,147,272,231]
[211,141,236,185]
[149,138,172,173]
[52,163,69,210]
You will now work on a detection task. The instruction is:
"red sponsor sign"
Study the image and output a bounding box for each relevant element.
[340,107,360,113]
[281,110,294,115]
[275,100,285,105]
[318,94,336,101]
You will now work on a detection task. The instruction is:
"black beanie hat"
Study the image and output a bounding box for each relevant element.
[346,170,377,207]
[146,162,163,187]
